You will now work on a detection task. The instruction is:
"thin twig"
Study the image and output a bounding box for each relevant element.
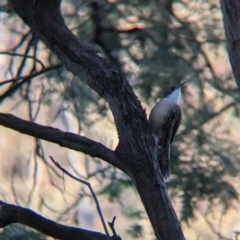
[0,63,63,87]
[108,216,117,236]
[200,211,231,240]
[49,156,111,240]
[0,51,45,69]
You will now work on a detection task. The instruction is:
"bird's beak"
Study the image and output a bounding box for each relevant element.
[180,81,188,88]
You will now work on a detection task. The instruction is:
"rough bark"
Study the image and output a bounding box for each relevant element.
[220,0,240,88]
[2,0,186,239]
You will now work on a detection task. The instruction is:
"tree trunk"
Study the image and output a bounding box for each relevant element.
[220,0,240,88]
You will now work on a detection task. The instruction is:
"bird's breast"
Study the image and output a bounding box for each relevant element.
[149,99,179,136]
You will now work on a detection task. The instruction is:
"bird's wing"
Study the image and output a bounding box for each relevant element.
[148,104,160,134]
[159,104,181,144]
[170,105,181,143]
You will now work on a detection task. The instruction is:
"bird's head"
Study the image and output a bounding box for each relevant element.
[162,81,187,104]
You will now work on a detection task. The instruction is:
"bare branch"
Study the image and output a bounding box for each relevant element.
[0,63,62,87]
[0,51,45,69]
[108,216,121,240]
[200,212,231,240]
[0,112,120,170]
[0,200,113,240]
[50,156,111,240]
[205,221,231,240]
[0,63,63,104]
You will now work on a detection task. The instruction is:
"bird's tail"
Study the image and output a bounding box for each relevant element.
[157,144,171,180]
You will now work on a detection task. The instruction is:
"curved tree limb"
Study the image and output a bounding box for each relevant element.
[0,200,116,240]
[6,0,186,239]
[0,112,120,170]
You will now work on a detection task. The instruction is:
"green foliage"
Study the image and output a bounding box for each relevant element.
[99,178,132,202]
[126,223,143,238]
[0,224,48,240]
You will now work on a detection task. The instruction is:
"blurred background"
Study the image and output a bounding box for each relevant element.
[0,0,240,239]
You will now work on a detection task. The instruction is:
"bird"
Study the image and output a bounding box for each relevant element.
[149,82,186,180]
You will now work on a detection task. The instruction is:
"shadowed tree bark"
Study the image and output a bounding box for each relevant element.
[0,0,186,239]
[220,0,240,88]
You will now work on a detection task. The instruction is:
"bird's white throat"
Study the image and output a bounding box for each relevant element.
[166,88,181,104]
